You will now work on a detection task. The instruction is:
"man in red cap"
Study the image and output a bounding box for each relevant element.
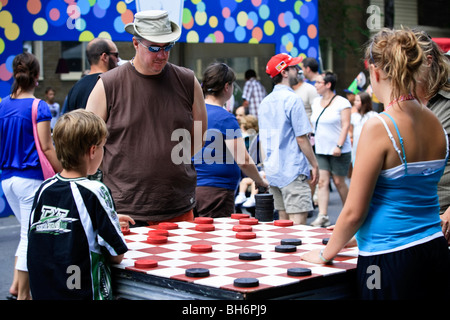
[258,53,319,225]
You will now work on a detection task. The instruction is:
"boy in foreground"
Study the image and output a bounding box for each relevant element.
[27,109,133,300]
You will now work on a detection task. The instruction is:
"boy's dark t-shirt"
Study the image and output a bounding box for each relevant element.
[27,174,128,300]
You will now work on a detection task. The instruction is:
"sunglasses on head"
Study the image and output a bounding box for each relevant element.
[136,38,175,53]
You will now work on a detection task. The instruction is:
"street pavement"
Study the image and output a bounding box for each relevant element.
[0,214,20,300]
[0,181,346,300]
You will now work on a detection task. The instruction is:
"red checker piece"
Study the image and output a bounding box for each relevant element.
[195,224,215,232]
[232,225,252,232]
[147,235,168,244]
[236,232,256,239]
[274,219,294,227]
[121,227,130,235]
[194,217,214,224]
[148,229,169,237]
[191,244,213,253]
[157,222,178,230]
[134,259,158,269]
[231,213,250,220]
[239,218,259,225]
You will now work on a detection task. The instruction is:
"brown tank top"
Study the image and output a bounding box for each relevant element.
[100,62,196,222]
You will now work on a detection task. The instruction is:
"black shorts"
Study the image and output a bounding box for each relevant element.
[356,236,450,300]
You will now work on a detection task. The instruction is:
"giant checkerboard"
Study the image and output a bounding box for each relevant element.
[112,215,359,300]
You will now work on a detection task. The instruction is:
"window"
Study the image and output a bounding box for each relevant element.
[418,0,450,29]
[182,43,275,109]
[59,41,89,81]
[23,41,44,80]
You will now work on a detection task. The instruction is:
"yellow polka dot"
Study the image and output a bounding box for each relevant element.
[263,20,275,36]
[79,30,94,42]
[209,16,218,28]
[186,30,199,43]
[0,38,5,55]
[98,31,112,39]
[32,18,48,36]
[116,1,126,14]
[194,11,207,26]
[286,42,293,52]
[0,11,13,28]
[237,11,248,27]
[5,22,20,40]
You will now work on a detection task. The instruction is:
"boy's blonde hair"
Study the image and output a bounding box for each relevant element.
[53,109,108,170]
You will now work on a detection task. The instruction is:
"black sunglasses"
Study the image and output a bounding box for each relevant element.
[107,51,119,58]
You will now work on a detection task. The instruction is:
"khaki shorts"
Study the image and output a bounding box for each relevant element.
[270,175,313,214]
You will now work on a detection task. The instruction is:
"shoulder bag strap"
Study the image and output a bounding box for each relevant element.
[314,94,336,134]
[31,98,42,150]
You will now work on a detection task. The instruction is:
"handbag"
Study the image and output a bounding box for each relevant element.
[32,98,56,180]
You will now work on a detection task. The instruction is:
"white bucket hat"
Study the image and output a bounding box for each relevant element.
[125,10,181,44]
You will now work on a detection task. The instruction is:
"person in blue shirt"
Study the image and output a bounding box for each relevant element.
[258,53,319,225]
[0,52,62,300]
[301,28,450,300]
[193,63,268,218]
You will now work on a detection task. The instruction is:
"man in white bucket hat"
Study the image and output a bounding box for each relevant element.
[86,10,207,227]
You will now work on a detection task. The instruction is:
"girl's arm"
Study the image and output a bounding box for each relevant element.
[301,117,387,263]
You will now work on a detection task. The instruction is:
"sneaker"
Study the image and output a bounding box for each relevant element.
[235,193,247,205]
[310,214,330,227]
[242,196,255,208]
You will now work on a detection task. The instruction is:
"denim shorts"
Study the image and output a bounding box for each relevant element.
[316,152,351,176]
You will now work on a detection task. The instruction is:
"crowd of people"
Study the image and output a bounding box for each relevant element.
[1,9,449,300]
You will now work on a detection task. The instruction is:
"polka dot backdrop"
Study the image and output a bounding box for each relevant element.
[0,0,317,217]
[0,0,318,99]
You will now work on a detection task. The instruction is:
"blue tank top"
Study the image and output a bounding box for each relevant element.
[356,113,448,255]
[0,96,52,181]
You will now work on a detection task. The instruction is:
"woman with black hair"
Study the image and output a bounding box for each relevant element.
[310,71,352,227]
[0,52,61,299]
[193,62,268,218]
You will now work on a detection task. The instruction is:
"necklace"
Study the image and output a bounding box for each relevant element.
[130,56,135,67]
[385,93,415,111]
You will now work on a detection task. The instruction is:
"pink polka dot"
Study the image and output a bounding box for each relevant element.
[278,13,286,28]
[49,8,60,21]
[214,31,224,43]
[0,64,12,81]
[251,0,262,6]
[246,19,254,30]
[222,7,230,19]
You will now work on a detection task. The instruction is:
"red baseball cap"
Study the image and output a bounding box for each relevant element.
[266,53,303,78]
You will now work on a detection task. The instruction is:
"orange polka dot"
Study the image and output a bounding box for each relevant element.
[27,0,41,15]
[121,9,134,25]
[252,27,263,42]
[307,24,317,39]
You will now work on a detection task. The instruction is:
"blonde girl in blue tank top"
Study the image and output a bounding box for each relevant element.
[301,28,450,300]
